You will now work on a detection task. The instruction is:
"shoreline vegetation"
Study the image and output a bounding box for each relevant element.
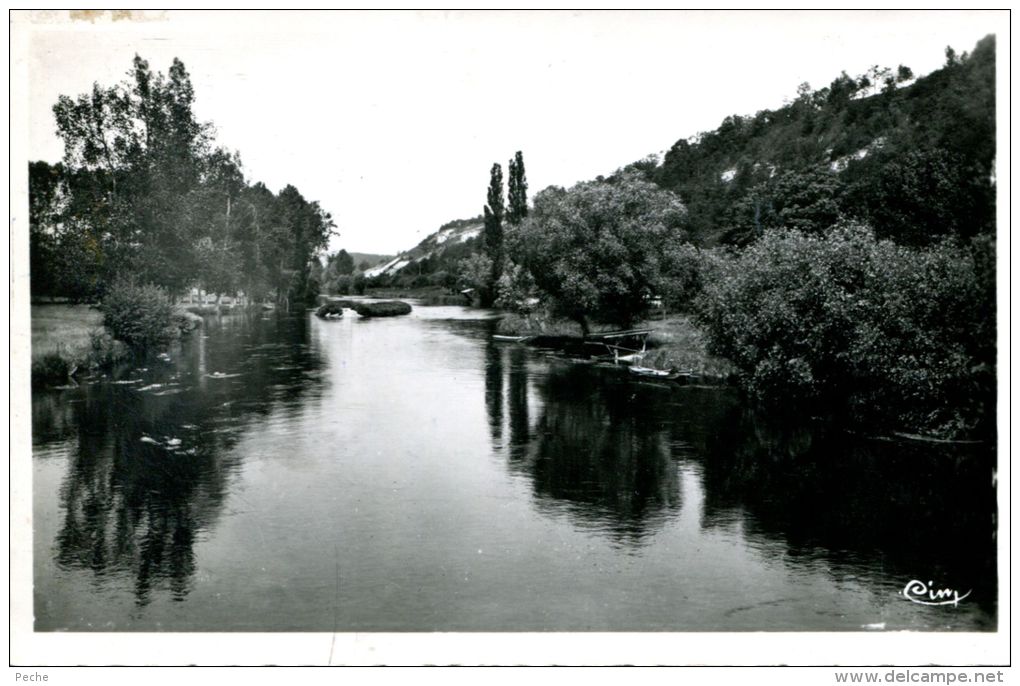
[315,299,413,318]
[29,38,996,442]
[30,301,204,385]
[495,310,736,383]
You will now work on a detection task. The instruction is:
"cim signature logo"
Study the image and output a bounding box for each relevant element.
[902,579,971,607]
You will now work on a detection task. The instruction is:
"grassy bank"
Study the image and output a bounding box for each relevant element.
[497,311,736,381]
[31,304,104,362]
[31,303,203,385]
[639,315,736,380]
[31,304,128,384]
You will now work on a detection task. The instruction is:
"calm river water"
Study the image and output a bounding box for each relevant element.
[32,303,997,631]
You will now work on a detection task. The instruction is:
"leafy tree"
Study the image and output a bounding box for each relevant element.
[42,54,338,308]
[495,261,539,314]
[270,184,335,308]
[511,172,687,333]
[844,147,993,245]
[725,165,846,244]
[28,161,65,297]
[190,148,246,300]
[334,249,355,275]
[321,249,355,289]
[507,151,528,225]
[52,55,212,294]
[457,253,493,297]
[658,242,713,312]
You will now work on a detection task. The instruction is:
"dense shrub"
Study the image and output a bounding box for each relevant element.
[495,262,540,314]
[457,253,493,297]
[100,280,178,352]
[698,224,994,437]
[352,300,412,317]
[333,274,353,295]
[31,328,131,386]
[87,328,129,366]
[658,243,718,312]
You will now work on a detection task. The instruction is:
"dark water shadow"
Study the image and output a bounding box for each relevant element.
[479,330,997,626]
[694,405,998,625]
[34,312,326,613]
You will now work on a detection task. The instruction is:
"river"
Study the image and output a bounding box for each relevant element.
[31,303,997,631]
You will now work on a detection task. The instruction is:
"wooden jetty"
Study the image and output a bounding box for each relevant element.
[583,328,654,364]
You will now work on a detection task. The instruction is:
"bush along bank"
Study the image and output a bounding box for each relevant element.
[697,224,995,440]
[494,223,992,440]
[315,299,413,318]
[352,300,412,317]
[31,328,132,386]
[496,309,737,383]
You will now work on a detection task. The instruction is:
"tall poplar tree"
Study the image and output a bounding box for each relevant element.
[481,163,505,306]
[507,150,528,225]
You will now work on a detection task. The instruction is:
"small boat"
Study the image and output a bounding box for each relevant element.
[629,365,685,381]
[493,335,533,343]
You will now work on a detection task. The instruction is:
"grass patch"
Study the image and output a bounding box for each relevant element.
[31,304,103,363]
[31,305,132,385]
[638,314,736,380]
[30,302,200,385]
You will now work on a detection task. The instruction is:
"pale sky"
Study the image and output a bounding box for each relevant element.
[18,10,1006,255]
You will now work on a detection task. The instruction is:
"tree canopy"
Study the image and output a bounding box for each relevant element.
[511,173,687,333]
[32,54,335,305]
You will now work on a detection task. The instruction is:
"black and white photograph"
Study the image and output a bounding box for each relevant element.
[9,9,1009,669]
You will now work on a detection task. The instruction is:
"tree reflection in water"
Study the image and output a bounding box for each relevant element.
[485,345,681,546]
[483,341,995,624]
[696,406,997,622]
[40,312,325,608]
[484,338,504,443]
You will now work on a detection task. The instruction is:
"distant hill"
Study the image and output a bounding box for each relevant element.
[349,252,392,270]
[643,34,995,246]
[365,216,483,279]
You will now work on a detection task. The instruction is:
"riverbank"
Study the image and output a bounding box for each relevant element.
[31,304,104,361]
[30,304,125,384]
[30,303,203,385]
[496,311,736,381]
